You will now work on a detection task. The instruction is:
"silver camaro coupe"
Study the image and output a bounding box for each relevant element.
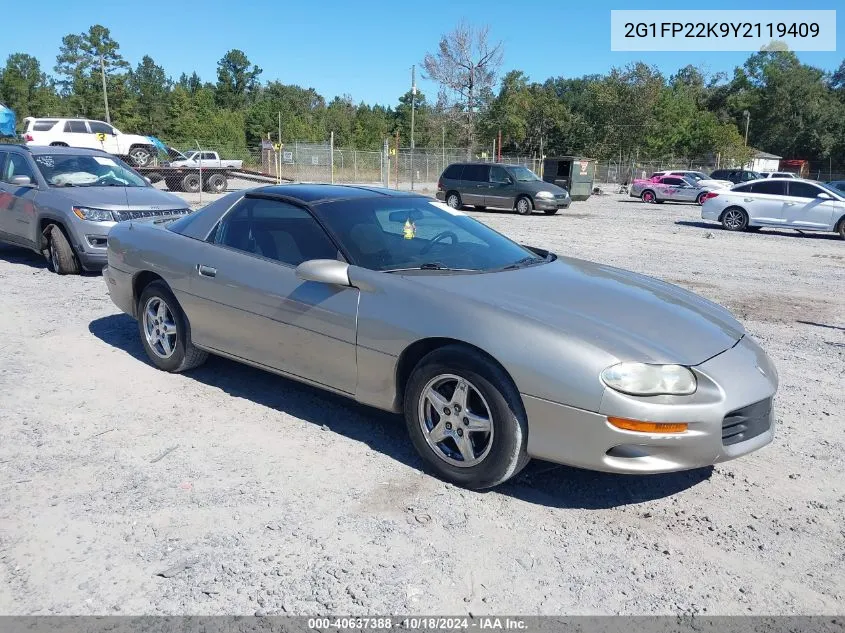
[104,184,778,489]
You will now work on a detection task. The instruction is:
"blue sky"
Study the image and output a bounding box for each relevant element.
[2,0,842,106]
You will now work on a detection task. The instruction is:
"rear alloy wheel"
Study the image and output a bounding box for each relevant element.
[446,192,461,209]
[44,225,80,275]
[404,346,530,489]
[128,146,153,168]
[515,196,533,215]
[641,190,657,203]
[721,207,749,232]
[696,192,708,205]
[137,281,208,372]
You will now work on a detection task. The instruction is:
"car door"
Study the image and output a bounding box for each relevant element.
[739,180,787,225]
[0,152,39,246]
[61,120,94,149]
[460,164,489,206]
[88,121,121,154]
[184,195,359,394]
[656,176,684,201]
[485,165,516,209]
[783,181,838,229]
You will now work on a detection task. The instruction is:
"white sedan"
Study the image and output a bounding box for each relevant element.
[701,178,845,239]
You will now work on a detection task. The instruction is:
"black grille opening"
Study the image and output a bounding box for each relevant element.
[722,398,772,446]
[112,209,190,222]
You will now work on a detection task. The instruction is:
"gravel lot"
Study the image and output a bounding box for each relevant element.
[0,186,842,616]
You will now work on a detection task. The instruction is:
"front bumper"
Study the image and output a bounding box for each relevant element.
[534,195,571,210]
[102,264,136,316]
[524,336,778,473]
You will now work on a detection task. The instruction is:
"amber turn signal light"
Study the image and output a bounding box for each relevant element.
[607,417,688,434]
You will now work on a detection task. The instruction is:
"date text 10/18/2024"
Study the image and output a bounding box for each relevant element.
[307,617,528,630]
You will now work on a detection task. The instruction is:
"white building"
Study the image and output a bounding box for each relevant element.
[750,151,781,173]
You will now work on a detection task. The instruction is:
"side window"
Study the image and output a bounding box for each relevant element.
[201,152,215,160]
[64,120,89,133]
[834,183,845,193]
[88,121,115,135]
[490,166,510,183]
[662,177,684,186]
[32,120,59,131]
[0,152,7,180]
[787,181,822,199]
[750,181,786,196]
[442,164,463,179]
[462,164,489,182]
[215,197,338,266]
[3,154,36,183]
[732,184,753,193]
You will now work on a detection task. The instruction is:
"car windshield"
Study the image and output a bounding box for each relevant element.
[314,197,548,273]
[509,166,541,182]
[688,172,708,180]
[32,153,148,188]
[817,182,844,198]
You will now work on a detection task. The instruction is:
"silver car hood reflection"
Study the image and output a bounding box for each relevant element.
[403,256,744,366]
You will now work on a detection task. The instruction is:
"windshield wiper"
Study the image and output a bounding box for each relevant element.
[500,256,546,271]
[384,262,477,273]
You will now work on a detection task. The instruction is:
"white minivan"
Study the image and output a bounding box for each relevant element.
[23,117,156,167]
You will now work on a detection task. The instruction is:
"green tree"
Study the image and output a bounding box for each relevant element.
[215,49,262,109]
[0,54,60,122]
[128,55,170,134]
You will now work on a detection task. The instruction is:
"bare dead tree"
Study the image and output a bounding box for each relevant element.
[422,22,503,157]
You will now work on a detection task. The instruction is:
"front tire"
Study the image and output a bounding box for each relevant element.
[43,224,80,275]
[137,281,208,372]
[721,207,749,232]
[641,189,657,203]
[404,346,529,489]
[836,218,845,240]
[696,193,707,205]
[515,196,533,215]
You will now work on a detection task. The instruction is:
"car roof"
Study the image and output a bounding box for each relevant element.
[251,183,426,205]
[448,162,523,168]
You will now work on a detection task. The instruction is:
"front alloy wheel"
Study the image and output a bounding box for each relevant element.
[418,374,494,468]
[446,193,461,209]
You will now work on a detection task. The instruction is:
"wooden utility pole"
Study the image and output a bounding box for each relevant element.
[497,130,502,162]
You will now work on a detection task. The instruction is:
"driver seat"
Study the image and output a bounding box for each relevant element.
[349,223,392,268]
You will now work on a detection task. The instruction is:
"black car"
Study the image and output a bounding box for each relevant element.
[710,169,762,184]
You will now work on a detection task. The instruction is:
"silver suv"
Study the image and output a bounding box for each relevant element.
[0,145,189,274]
[436,162,571,215]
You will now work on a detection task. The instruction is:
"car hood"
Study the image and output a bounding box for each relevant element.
[520,180,568,195]
[405,257,744,365]
[52,186,187,210]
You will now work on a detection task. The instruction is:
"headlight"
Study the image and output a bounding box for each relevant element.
[535,191,554,199]
[72,206,115,222]
[601,362,697,396]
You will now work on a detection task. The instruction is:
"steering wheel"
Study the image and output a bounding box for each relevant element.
[96,172,126,185]
[419,230,458,255]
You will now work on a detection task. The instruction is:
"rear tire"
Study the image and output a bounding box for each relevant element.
[128,146,153,168]
[404,345,530,489]
[204,173,227,193]
[181,173,202,194]
[721,207,749,232]
[696,193,707,205]
[43,224,80,275]
[641,189,657,204]
[515,196,533,215]
[137,280,208,373]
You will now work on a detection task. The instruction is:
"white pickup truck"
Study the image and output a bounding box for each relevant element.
[169,150,243,170]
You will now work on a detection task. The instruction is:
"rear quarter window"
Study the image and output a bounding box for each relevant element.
[442,164,464,179]
[31,120,59,131]
[462,164,489,182]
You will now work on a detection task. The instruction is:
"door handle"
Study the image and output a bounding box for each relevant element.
[743,198,754,202]
[197,264,217,277]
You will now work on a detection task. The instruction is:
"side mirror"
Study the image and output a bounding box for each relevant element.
[144,176,152,185]
[11,175,34,187]
[816,192,833,200]
[295,259,350,286]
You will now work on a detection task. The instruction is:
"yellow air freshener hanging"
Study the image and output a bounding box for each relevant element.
[403,219,416,240]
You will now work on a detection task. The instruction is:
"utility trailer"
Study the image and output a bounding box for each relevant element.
[136,165,289,194]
